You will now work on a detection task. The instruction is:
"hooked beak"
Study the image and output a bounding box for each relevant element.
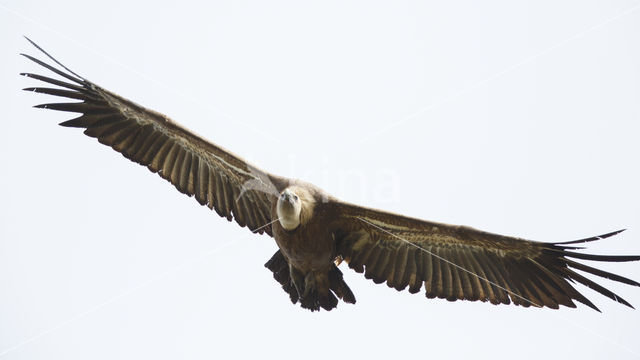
[281,191,295,205]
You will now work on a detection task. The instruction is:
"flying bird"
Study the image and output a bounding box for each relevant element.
[21,38,640,312]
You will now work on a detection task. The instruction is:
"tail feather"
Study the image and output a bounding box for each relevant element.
[264,250,356,311]
[329,265,356,304]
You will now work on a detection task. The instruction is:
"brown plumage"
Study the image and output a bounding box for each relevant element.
[21,38,640,312]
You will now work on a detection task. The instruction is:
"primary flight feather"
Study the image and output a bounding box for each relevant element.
[22,38,640,312]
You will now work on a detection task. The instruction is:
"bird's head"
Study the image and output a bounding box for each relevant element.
[277,187,304,230]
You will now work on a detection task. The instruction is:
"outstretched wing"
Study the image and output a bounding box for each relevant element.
[21,39,289,236]
[331,201,640,311]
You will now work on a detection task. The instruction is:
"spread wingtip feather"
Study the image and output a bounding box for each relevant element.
[556,229,627,245]
[22,37,85,81]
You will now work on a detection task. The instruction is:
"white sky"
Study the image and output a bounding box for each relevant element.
[2,1,640,359]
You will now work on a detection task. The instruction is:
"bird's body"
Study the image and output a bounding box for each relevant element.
[21,38,640,312]
[269,184,357,310]
[272,185,330,272]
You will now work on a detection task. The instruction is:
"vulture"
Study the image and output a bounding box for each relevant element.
[21,38,640,312]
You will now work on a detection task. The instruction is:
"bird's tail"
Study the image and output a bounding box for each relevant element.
[264,250,356,311]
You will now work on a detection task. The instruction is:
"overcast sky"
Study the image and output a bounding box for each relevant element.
[2,1,640,359]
